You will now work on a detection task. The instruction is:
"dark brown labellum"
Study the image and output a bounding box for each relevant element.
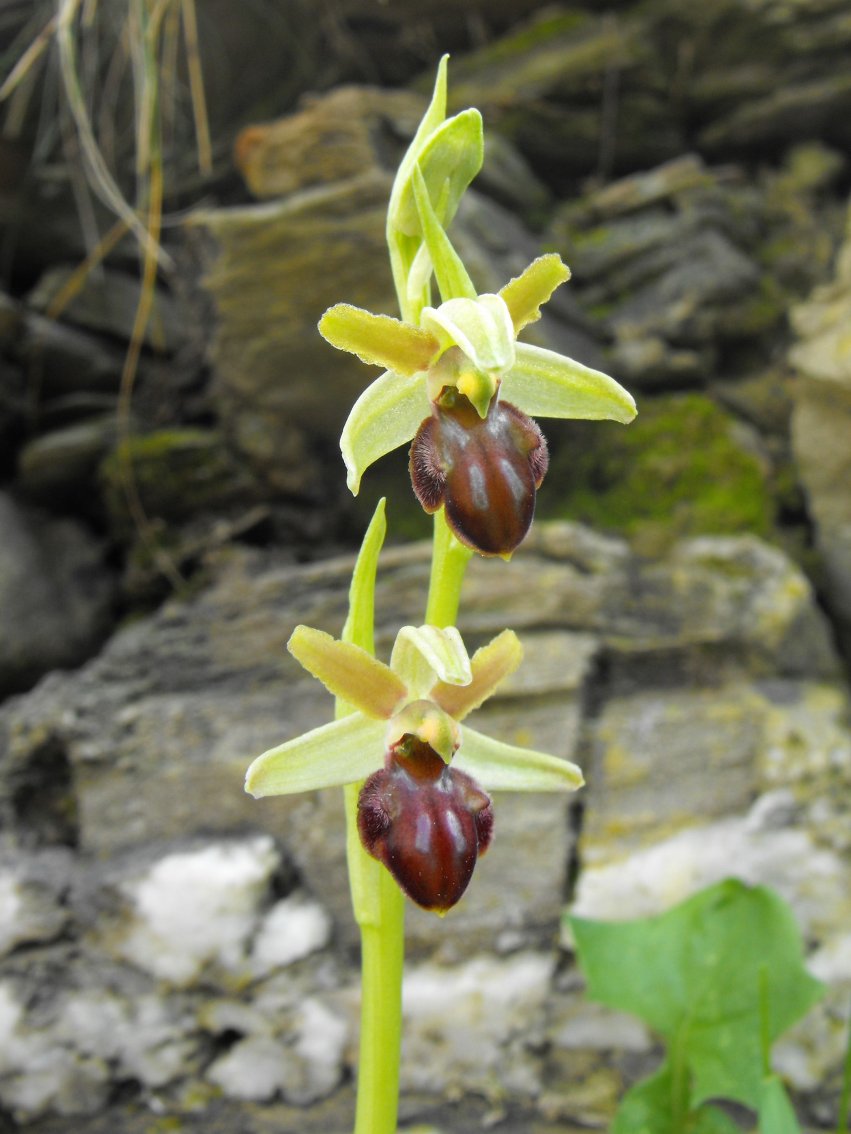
[357,736,493,913]
[409,395,548,557]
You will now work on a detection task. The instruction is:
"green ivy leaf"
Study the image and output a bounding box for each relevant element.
[758,1075,801,1134]
[570,880,824,1113]
[612,1064,743,1134]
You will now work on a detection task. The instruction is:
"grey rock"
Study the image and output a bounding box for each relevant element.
[27,267,185,355]
[789,208,851,654]
[0,492,115,697]
[184,169,395,465]
[0,521,846,1126]
[0,853,70,957]
[547,158,770,388]
[19,312,123,397]
[446,9,683,181]
[700,72,851,155]
[17,417,117,507]
[0,356,26,466]
[233,85,425,200]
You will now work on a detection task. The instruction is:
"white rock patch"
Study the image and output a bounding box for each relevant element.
[570,794,848,940]
[119,836,280,985]
[291,997,348,1102]
[0,875,22,957]
[206,996,347,1104]
[207,1034,290,1102]
[251,893,332,975]
[402,952,553,1098]
[0,983,109,1119]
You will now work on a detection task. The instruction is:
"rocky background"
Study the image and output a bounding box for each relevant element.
[1,1,850,1131]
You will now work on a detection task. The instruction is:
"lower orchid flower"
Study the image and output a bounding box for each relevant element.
[245,622,582,912]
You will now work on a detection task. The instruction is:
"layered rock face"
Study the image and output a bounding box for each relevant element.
[2,0,851,1130]
[1,526,850,1130]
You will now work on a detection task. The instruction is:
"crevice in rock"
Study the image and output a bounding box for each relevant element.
[563,797,585,908]
[562,648,612,909]
[207,1026,246,1058]
[0,1102,18,1133]
[10,734,79,850]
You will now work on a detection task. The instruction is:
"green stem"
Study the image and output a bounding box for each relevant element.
[425,509,473,628]
[345,783,405,1134]
[339,499,405,1133]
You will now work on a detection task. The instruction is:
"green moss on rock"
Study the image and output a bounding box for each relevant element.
[540,394,774,555]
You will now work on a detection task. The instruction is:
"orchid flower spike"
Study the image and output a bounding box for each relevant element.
[245,622,583,912]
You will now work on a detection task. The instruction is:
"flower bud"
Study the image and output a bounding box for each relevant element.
[409,394,548,557]
[357,736,494,913]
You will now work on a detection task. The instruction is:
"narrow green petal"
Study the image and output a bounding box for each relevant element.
[454,725,584,793]
[421,294,515,376]
[499,254,571,335]
[319,304,438,376]
[390,624,472,698]
[412,164,477,303]
[340,368,431,494]
[503,342,637,423]
[288,626,407,719]
[429,629,523,721]
[245,714,385,798]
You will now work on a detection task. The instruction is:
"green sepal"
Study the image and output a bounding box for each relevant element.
[387,54,449,324]
[391,108,483,238]
[387,54,448,239]
[454,725,584,793]
[504,342,637,423]
[319,304,437,376]
[412,163,477,304]
[340,367,431,494]
[499,254,571,335]
[244,714,385,797]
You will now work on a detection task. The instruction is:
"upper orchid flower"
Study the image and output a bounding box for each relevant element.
[319,252,636,557]
[245,621,582,912]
